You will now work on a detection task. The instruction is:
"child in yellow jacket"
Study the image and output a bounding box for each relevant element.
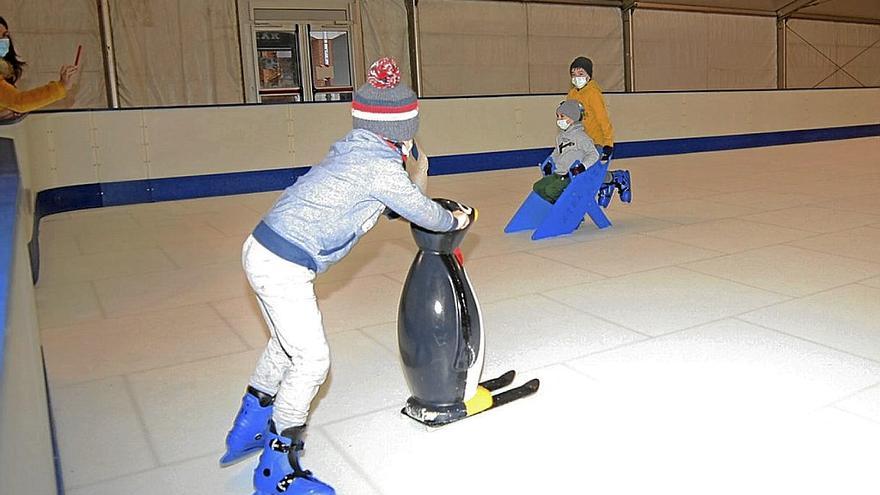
[567,57,613,158]
[566,56,631,203]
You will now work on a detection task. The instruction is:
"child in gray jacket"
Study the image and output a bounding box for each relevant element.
[220,58,470,495]
[533,99,599,203]
[534,99,631,206]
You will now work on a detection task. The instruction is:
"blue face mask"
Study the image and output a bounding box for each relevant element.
[0,38,10,58]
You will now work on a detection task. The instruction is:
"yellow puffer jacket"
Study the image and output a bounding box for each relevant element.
[0,61,67,113]
[566,80,614,148]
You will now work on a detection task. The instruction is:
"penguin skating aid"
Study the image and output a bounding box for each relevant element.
[397,199,539,427]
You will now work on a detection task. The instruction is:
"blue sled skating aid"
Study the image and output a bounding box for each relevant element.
[505,158,612,240]
[220,386,274,466]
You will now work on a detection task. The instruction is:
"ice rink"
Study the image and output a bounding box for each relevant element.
[36,137,880,495]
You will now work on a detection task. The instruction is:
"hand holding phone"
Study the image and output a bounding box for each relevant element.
[60,63,80,90]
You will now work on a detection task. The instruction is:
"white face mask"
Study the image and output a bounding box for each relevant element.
[557,119,571,131]
[0,39,9,58]
[572,76,588,89]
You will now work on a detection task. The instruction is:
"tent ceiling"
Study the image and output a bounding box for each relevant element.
[798,0,880,22]
[645,0,880,22]
[516,1,880,23]
[638,1,790,12]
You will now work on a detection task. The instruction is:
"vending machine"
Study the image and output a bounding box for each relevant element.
[242,1,356,104]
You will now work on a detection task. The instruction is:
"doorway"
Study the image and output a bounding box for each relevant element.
[246,6,356,104]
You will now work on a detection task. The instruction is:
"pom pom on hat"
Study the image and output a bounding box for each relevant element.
[352,57,419,142]
[367,57,402,89]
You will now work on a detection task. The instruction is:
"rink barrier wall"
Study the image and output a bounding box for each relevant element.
[14,88,880,194]
[26,121,880,282]
[0,138,18,366]
[0,138,60,495]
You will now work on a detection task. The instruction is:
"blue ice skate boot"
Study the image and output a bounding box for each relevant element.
[220,386,275,466]
[253,421,335,495]
[597,183,615,208]
[611,170,632,203]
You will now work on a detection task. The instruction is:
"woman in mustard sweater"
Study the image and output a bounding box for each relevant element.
[0,17,78,121]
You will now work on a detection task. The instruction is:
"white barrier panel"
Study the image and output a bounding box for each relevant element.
[3,88,878,192]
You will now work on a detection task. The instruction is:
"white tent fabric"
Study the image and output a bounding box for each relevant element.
[2,0,877,108]
[0,0,106,109]
[633,9,776,91]
[418,0,529,96]
[526,3,624,93]
[109,0,244,107]
[787,19,880,88]
[359,0,412,87]
[418,0,623,96]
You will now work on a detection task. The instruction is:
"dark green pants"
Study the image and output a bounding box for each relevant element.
[533,174,571,204]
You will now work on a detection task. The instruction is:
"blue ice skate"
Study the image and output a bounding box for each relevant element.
[611,170,632,203]
[597,183,615,208]
[253,421,335,495]
[220,386,275,466]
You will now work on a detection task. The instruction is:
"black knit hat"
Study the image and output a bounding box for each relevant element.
[569,57,593,77]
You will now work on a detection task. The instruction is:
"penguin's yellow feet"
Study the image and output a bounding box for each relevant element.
[464,386,494,416]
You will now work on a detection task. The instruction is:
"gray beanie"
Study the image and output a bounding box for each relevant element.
[557,100,583,122]
[352,57,418,142]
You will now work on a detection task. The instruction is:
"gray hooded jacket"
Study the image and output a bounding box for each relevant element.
[253,129,455,273]
[550,122,599,171]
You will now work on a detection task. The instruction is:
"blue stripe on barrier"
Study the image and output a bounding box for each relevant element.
[150,168,305,203]
[616,123,880,158]
[102,180,152,206]
[428,148,553,175]
[26,122,880,282]
[33,167,309,218]
[28,167,310,282]
[34,183,104,217]
[427,123,880,175]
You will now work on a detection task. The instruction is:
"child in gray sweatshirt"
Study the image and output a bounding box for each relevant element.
[534,99,632,206]
[220,58,470,495]
[533,99,599,203]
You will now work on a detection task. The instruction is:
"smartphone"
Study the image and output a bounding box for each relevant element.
[74,45,82,66]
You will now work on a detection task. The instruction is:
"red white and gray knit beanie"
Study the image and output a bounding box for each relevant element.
[352,57,418,142]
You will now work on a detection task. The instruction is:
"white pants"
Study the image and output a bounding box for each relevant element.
[242,235,330,430]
